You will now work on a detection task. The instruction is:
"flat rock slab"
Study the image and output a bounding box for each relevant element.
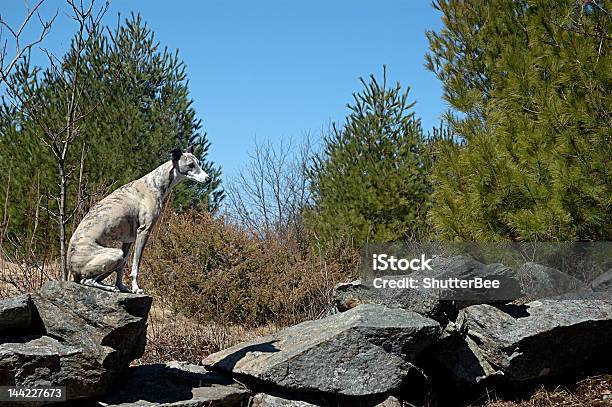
[204,304,440,397]
[95,362,250,407]
[251,393,319,407]
[250,393,401,407]
[0,294,33,333]
[436,297,612,384]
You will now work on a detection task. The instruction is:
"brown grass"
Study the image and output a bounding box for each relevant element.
[137,302,279,365]
[0,257,60,298]
[480,376,612,407]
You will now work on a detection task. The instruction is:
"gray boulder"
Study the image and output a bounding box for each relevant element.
[334,256,522,323]
[431,256,522,305]
[333,278,454,323]
[517,262,584,298]
[32,281,152,366]
[204,304,440,398]
[0,281,152,401]
[591,270,612,292]
[434,298,612,385]
[0,336,100,393]
[0,294,33,333]
[95,361,250,406]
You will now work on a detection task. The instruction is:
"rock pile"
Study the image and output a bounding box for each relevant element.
[0,281,152,401]
[200,256,611,406]
[0,256,610,406]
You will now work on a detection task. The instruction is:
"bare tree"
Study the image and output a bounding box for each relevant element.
[0,0,110,280]
[0,0,56,83]
[225,134,315,244]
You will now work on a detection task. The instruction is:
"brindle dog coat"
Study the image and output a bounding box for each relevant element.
[68,147,209,293]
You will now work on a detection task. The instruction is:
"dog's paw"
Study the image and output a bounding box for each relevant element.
[132,287,144,294]
[116,284,130,293]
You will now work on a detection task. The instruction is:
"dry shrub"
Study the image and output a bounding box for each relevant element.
[142,209,356,328]
[138,303,278,364]
[0,259,59,298]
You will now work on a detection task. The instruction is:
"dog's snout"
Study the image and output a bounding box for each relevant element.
[196,171,210,183]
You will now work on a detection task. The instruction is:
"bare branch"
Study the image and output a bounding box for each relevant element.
[226,135,315,244]
[0,0,57,82]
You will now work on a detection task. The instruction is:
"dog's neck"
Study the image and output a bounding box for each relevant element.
[140,160,184,203]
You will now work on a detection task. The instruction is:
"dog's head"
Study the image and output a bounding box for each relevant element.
[170,146,210,183]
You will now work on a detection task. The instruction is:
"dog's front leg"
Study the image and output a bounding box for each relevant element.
[115,242,132,292]
[130,226,150,294]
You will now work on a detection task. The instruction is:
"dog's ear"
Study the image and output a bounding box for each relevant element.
[185,145,194,154]
[171,148,182,162]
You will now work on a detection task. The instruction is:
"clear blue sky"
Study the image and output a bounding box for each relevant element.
[2,0,445,178]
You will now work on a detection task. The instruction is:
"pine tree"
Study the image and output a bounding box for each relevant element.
[75,14,224,212]
[0,14,224,252]
[426,0,611,241]
[307,68,431,246]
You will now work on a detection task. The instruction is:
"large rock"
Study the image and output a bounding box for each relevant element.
[0,294,33,333]
[333,278,455,323]
[431,256,522,305]
[32,281,151,365]
[0,336,99,392]
[204,304,440,398]
[517,262,584,298]
[95,361,250,406]
[0,281,152,401]
[434,297,612,385]
[334,256,522,323]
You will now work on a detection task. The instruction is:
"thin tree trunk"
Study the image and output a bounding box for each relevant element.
[73,142,86,232]
[59,160,68,281]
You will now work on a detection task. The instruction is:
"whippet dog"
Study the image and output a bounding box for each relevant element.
[68,147,209,294]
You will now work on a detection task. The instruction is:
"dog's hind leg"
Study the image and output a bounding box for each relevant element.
[81,272,117,292]
[79,247,125,292]
[114,243,131,293]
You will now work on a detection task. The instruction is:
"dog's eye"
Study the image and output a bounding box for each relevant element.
[188,163,195,169]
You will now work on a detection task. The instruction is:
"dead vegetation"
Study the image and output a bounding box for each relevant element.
[138,302,279,365]
[141,209,357,329]
[480,375,612,407]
